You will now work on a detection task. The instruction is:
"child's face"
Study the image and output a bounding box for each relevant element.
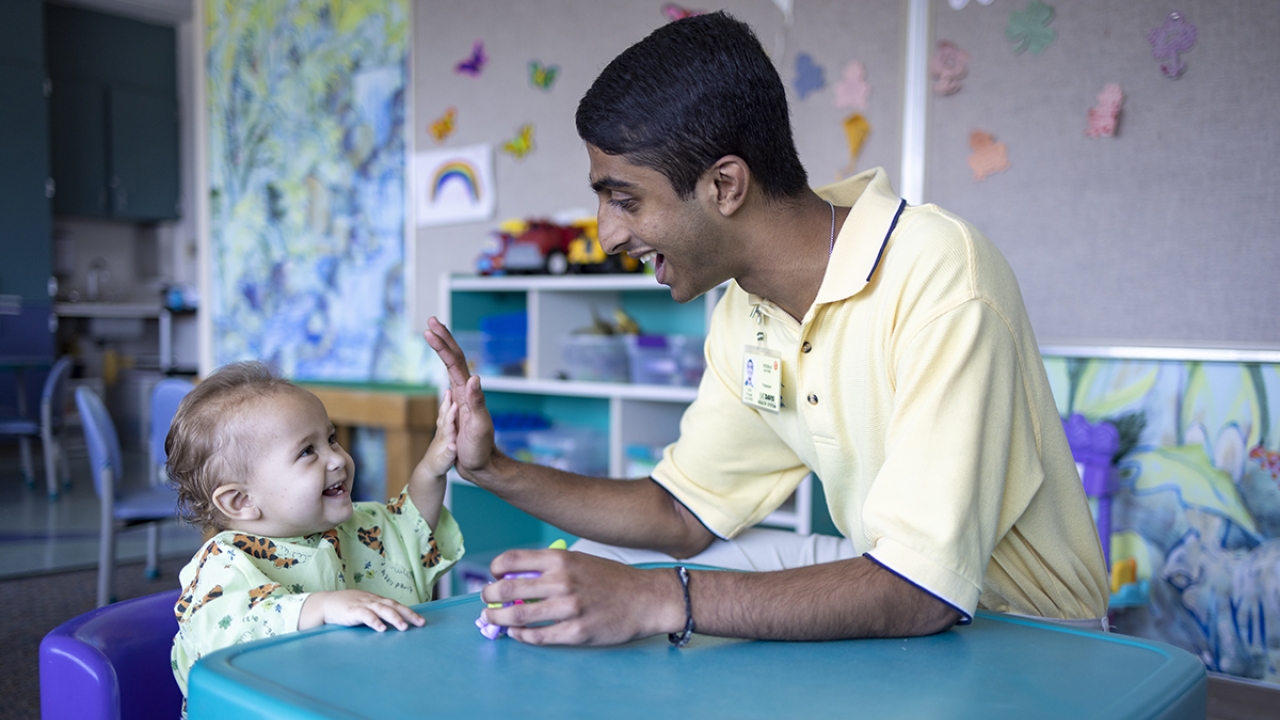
[241,389,356,537]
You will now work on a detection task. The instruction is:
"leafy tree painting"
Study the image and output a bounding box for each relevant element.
[1046,355,1280,684]
[207,0,415,380]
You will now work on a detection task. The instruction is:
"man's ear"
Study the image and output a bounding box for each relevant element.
[212,483,260,523]
[705,155,750,217]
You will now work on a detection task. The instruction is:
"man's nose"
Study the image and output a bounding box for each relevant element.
[597,213,626,255]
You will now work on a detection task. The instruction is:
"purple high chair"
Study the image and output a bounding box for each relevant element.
[40,589,183,720]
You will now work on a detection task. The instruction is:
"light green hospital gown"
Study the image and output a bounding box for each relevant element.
[171,490,463,699]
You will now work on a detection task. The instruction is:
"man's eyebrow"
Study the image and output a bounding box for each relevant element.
[590,176,634,193]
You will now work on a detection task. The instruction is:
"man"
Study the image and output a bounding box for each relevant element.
[425,11,1107,647]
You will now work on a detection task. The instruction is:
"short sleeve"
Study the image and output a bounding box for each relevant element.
[171,537,311,697]
[362,491,464,600]
[862,299,1043,621]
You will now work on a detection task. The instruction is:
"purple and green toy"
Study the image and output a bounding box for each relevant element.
[476,539,567,639]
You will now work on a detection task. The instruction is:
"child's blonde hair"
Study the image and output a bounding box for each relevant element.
[166,361,297,533]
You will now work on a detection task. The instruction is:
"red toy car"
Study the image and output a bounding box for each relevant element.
[477,220,577,275]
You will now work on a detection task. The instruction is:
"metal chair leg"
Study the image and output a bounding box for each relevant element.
[146,523,160,580]
[97,469,117,607]
[43,433,59,500]
[20,436,34,487]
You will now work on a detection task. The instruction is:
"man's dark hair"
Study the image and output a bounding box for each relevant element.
[576,11,808,201]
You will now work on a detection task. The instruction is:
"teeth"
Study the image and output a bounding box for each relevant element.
[640,250,657,264]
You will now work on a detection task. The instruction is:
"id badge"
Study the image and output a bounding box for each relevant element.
[741,346,783,413]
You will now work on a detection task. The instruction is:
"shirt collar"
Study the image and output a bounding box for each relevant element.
[813,168,905,305]
[741,167,904,323]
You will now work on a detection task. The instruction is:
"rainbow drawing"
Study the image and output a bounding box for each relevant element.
[431,161,481,203]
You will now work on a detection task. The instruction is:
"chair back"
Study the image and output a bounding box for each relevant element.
[40,356,74,429]
[1063,412,1120,568]
[39,589,183,720]
[76,387,122,498]
[150,378,194,471]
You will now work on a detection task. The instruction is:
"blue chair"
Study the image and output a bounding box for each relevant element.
[39,589,183,720]
[0,356,73,499]
[149,378,194,486]
[75,386,180,607]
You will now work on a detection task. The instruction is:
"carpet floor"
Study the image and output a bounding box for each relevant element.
[0,559,186,720]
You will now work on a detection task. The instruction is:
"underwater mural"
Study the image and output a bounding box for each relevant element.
[1046,356,1280,684]
[206,0,419,381]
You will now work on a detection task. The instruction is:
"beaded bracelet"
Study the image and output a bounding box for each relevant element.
[668,565,695,648]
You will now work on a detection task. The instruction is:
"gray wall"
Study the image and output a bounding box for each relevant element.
[413,0,1279,347]
[926,0,1280,346]
[411,0,905,327]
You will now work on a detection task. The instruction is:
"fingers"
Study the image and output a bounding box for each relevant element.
[331,591,424,632]
[424,317,472,390]
[481,591,581,635]
[476,552,664,646]
[488,548,561,582]
[362,598,422,632]
[460,375,488,421]
[390,602,427,628]
[436,389,457,434]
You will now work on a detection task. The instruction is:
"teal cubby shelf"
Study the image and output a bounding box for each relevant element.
[435,274,826,597]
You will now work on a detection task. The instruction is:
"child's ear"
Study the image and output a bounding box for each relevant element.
[212,484,260,522]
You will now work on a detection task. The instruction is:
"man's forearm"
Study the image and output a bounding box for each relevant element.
[464,453,714,557]
[684,556,961,640]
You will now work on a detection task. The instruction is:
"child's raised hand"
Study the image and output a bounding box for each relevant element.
[301,589,425,632]
[421,389,459,479]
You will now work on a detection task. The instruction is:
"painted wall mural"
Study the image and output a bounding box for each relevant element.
[206,0,419,381]
[1046,356,1280,684]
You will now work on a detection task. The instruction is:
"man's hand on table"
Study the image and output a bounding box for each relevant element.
[479,549,685,646]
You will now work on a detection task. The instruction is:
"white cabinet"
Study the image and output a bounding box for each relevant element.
[441,273,812,534]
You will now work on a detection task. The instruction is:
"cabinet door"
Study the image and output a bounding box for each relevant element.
[0,63,53,356]
[109,87,179,221]
[49,79,109,218]
[0,0,43,69]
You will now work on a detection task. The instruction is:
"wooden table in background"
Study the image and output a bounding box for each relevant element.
[299,383,437,500]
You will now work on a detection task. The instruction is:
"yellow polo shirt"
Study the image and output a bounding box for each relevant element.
[651,168,1108,621]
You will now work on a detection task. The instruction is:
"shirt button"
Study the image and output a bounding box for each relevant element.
[801,341,812,353]
[807,393,818,405]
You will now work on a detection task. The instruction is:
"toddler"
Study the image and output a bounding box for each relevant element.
[167,361,464,701]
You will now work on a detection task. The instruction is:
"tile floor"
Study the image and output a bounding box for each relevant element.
[0,435,203,580]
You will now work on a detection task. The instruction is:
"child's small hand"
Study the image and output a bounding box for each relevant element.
[419,389,458,479]
[302,590,425,632]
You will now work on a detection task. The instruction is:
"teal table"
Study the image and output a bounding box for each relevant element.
[188,594,1206,720]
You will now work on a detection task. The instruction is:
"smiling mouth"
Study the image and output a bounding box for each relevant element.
[323,481,347,497]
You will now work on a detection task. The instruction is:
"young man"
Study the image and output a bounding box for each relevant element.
[425,11,1107,646]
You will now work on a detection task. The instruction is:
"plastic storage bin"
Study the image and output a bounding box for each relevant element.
[492,411,552,460]
[480,312,527,376]
[625,335,705,386]
[560,334,630,383]
[527,427,608,476]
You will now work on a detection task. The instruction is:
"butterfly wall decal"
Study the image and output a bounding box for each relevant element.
[429,107,456,143]
[455,40,486,77]
[502,124,535,160]
[529,61,559,91]
[662,3,703,22]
